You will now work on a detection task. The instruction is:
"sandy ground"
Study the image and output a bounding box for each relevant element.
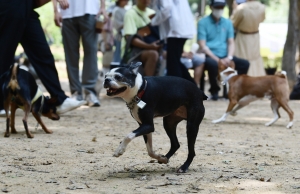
[1,70,300,194]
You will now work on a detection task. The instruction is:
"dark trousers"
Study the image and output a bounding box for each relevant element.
[0,0,67,108]
[201,56,249,95]
[166,38,195,84]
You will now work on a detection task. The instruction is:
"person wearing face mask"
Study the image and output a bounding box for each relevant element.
[197,0,250,101]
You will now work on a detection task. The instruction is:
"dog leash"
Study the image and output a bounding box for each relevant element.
[126,80,147,110]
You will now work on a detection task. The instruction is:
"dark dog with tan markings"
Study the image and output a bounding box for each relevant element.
[2,64,60,138]
[103,62,207,173]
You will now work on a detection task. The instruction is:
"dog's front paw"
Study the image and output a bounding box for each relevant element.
[113,147,125,157]
[212,118,224,124]
[230,112,237,116]
[4,132,10,138]
[157,155,168,164]
[286,122,293,129]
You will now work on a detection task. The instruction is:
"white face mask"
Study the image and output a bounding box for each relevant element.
[212,9,224,19]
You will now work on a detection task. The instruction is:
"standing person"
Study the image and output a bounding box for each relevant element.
[231,0,266,76]
[197,0,249,100]
[0,0,86,116]
[112,0,128,63]
[151,0,196,83]
[53,0,107,107]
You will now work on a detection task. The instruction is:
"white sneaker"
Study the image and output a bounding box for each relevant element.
[56,98,87,114]
[85,93,100,107]
[0,109,10,117]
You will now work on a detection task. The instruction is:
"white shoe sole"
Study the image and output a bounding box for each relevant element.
[57,100,87,115]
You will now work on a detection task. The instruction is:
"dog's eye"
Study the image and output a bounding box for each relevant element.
[115,75,121,80]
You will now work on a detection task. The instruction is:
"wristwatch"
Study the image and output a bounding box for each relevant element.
[227,56,233,60]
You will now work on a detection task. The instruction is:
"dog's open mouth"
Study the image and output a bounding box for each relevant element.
[106,87,127,96]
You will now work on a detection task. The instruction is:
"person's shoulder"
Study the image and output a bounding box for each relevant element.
[145,7,155,15]
[222,17,232,24]
[198,15,210,23]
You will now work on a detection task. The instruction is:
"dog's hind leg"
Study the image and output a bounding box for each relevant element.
[32,112,53,134]
[4,99,11,137]
[162,114,183,162]
[265,99,280,127]
[276,99,294,129]
[143,133,168,164]
[178,107,205,173]
[10,103,18,134]
[22,103,34,138]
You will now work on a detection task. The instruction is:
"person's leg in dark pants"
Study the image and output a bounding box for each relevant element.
[204,57,220,100]
[21,11,67,106]
[0,0,31,111]
[232,56,249,75]
[166,38,195,84]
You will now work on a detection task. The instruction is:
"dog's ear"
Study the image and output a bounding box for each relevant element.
[129,62,142,75]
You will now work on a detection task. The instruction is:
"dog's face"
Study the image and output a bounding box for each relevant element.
[103,62,142,98]
[41,97,60,120]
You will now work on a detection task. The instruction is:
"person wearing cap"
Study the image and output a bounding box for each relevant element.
[231,0,266,77]
[53,0,107,107]
[197,0,249,101]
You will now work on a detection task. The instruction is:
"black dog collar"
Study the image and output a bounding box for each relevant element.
[126,80,147,110]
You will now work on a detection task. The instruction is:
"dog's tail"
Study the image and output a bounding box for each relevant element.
[275,70,287,79]
[7,64,20,91]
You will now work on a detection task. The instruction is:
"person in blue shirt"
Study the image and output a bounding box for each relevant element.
[197,0,249,100]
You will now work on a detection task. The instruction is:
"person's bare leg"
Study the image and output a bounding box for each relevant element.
[140,50,158,76]
[194,64,204,88]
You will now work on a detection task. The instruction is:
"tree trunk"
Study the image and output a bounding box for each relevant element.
[226,0,234,17]
[197,0,206,17]
[282,0,298,89]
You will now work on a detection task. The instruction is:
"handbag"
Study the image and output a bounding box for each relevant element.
[134,10,160,44]
[33,0,51,9]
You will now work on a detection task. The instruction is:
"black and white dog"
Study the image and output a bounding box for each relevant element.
[103,62,207,173]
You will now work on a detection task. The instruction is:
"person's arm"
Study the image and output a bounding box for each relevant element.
[52,0,68,27]
[197,19,219,62]
[198,40,219,62]
[98,0,108,20]
[112,10,124,31]
[151,0,172,26]
[230,3,243,29]
[125,35,160,50]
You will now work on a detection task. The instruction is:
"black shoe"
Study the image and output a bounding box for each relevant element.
[211,93,219,101]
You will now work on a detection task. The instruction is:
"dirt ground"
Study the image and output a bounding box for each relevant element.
[1,74,300,194]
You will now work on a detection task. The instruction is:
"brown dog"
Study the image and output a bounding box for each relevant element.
[212,67,294,128]
[2,64,60,138]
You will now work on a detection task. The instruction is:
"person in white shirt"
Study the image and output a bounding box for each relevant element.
[53,0,106,107]
[151,0,196,83]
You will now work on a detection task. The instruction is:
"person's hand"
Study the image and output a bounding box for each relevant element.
[54,11,62,27]
[187,51,194,59]
[57,0,69,10]
[149,41,162,51]
[96,8,109,21]
[220,58,231,67]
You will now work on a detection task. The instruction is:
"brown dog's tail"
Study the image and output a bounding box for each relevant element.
[275,70,287,79]
[7,64,20,91]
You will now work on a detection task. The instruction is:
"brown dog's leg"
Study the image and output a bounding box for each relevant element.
[10,103,18,134]
[212,99,238,124]
[32,112,53,134]
[277,99,294,128]
[23,103,34,138]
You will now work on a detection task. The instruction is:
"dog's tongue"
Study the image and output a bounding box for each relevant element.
[107,88,117,94]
